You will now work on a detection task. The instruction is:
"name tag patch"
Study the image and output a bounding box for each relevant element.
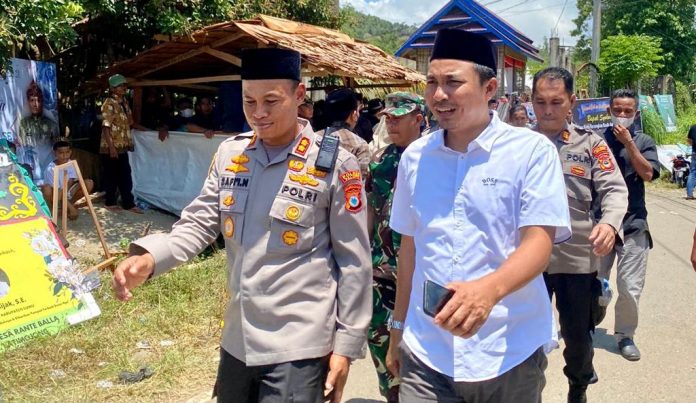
[281,184,319,204]
[220,176,250,189]
[566,153,592,165]
[570,165,586,177]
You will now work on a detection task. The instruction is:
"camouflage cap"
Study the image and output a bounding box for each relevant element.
[108,74,127,88]
[382,92,425,117]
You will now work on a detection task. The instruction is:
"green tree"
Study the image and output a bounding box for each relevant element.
[0,0,84,68]
[525,37,550,79]
[572,0,696,82]
[0,0,342,73]
[340,6,416,54]
[598,34,664,89]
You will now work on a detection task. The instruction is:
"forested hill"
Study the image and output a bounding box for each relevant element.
[341,6,418,55]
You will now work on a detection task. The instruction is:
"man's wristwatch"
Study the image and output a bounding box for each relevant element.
[387,317,404,331]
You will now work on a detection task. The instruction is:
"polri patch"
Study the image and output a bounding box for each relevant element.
[343,183,363,213]
[280,184,319,204]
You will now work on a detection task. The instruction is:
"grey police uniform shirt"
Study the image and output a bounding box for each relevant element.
[542,123,629,275]
[130,119,372,366]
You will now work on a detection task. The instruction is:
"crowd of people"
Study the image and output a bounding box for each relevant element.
[103,27,683,403]
[8,22,693,403]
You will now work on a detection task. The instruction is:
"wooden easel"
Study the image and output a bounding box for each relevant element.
[52,160,117,272]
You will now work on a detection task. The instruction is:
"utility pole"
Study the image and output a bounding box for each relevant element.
[589,0,601,97]
[549,37,560,67]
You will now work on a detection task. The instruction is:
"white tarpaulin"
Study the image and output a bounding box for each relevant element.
[656,144,691,172]
[130,130,230,215]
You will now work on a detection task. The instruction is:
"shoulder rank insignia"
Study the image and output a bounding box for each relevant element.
[561,130,571,143]
[247,134,257,148]
[294,137,311,156]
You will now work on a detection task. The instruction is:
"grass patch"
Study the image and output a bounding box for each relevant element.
[0,252,227,403]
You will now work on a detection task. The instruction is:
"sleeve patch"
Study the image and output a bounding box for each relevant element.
[592,144,615,172]
[343,183,363,213]
[339,170,362,184]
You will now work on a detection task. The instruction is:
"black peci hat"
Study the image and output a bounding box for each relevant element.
[430,28,497,71]
[241,48,302,81]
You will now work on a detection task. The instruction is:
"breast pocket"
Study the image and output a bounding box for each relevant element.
[219,189,248,243]
[562,162,592,213]
[268,197,315,253]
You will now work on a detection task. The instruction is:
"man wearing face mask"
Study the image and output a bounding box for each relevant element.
[159,97,219,141]
[596,89,660,362]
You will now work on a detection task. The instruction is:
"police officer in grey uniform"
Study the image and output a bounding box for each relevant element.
[112,48,372,403]
[532,67,628,403]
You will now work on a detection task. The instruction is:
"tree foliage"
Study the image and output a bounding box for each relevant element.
[1,0,342,75]
[525,37,550,80]
[340,6,416,55]
[572,0,696,82]
[598,34,663,89]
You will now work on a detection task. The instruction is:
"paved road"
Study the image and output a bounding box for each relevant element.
[343,190,696,403]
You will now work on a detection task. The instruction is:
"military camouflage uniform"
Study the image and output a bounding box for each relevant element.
[367,143,402,402]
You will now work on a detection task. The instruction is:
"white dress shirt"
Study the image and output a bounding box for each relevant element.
[390,112,571,382]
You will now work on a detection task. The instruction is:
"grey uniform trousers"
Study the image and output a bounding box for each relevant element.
[214,348,329,403]
[599,231,651,338]
[398,345,547,403]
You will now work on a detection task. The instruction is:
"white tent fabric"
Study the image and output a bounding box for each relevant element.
[130,130,230,215]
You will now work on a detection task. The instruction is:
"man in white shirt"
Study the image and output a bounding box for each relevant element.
[385,28,572,402]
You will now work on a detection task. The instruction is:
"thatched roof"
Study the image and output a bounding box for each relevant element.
[101,15,425,88]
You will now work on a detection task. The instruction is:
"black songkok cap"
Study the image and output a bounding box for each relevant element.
[430,28,497,71]
[241,48,301,81]
[326,88,359,123]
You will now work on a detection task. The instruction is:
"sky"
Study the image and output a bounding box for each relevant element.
[340,0,581,48]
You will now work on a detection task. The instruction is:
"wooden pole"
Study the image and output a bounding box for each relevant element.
[52,168,59,226]
[61,169,68,235]
[70,161,112,260]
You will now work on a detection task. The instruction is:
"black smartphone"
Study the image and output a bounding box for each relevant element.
[423,279,454,318]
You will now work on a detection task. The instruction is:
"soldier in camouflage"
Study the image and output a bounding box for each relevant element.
[366,92,424,403]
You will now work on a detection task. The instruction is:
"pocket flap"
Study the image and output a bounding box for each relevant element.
[219,189,248,213]
[269,197,313,228]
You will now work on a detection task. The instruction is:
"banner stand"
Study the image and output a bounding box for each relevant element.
[52,161,117,272]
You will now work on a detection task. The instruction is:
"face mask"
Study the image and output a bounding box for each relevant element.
[180,108,194,118]
[611,115,634,128]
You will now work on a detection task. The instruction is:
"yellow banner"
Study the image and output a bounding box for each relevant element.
[0,216,97,352]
